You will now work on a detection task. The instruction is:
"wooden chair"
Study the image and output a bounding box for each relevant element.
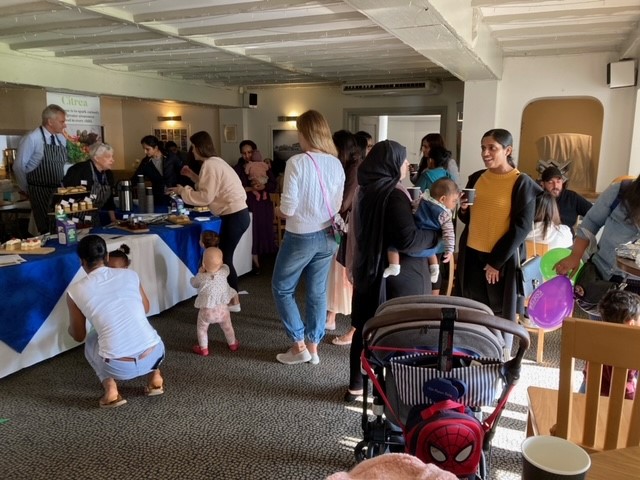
[523,239,554,363]
[527,317,640,452]
[525,239,550,259]
[611,175,635,184]
[269,193,286,246]
[444,253,455,296]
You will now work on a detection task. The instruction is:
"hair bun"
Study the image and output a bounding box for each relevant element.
[118,244,131,254]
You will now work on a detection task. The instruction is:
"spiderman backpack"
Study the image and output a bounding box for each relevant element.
[404,312,486,478]
[405,398,484,477]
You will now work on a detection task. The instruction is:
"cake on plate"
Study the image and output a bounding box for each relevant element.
[168,214,190,224]
[4,238,21,250]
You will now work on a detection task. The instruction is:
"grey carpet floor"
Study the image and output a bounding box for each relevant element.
[0,255,567,479]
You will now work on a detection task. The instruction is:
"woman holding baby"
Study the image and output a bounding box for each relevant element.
[233,139,278,274]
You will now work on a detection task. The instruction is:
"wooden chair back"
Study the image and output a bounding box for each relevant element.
[444,254,455,296]
[556,317,640,450]
[525,239,550,259]
[269,193,286,246]
[611,175,635,184]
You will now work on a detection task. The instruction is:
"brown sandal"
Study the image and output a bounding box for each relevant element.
[144,385,164,397]
[99,395,127,408]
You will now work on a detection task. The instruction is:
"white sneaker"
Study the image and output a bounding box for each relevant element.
[228,304,241,313]
[276,348,312,365]
[308,353,320,365]
[383,264,401,278]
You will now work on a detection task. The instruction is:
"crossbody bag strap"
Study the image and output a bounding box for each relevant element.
[306,152,335,219]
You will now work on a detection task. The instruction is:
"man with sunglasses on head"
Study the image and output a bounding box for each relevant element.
[539,165,592,234]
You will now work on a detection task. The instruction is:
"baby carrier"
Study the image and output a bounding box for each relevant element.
[354,295,530,479]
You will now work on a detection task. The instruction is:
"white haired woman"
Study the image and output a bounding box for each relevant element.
[62,142,117,225]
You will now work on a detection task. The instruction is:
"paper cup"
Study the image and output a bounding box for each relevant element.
[407,187,422,201]
[521,436,590,480]
[462,188,476,205]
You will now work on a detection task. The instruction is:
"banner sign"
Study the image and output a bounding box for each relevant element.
[46,92,102,140]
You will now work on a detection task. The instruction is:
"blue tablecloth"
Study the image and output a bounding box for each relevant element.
[0,217,221,354]
[94,217,221,275]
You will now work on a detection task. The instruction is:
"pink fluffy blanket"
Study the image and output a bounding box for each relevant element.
[326,453,458,480]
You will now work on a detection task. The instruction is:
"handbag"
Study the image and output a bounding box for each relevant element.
[335,213,349,266]
[307,153,345,245]
[573,257,626,315]
[516,231,544,317]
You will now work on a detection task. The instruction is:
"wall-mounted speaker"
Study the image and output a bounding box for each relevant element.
[243,92,258,108]
[607,60,637,88]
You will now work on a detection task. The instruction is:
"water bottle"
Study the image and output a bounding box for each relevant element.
[119,180,133,212]
[168,191,185,214]
[136,175,146,213]
[145,186,154,213]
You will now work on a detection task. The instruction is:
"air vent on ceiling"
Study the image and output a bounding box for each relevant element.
[341,80,442,96]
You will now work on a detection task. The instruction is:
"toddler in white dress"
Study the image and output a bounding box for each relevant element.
[190,247,239,356]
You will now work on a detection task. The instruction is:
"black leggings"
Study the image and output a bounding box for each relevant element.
[218,208,250,291]
[349,256,431,390]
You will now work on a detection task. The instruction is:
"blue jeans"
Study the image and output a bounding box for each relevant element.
[84,330,165,383]
[272,229,338,344]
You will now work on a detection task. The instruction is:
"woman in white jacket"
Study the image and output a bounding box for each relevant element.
[527,191,573,249]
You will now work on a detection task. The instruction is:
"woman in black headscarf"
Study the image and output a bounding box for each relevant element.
[345,140,438,401]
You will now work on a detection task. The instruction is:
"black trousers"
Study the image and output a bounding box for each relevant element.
[218,208,250,291]
[349,256,431,391]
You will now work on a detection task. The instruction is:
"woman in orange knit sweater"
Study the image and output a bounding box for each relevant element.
[456,129,541,349]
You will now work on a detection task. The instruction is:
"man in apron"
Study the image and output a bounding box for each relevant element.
[14,104,68,234]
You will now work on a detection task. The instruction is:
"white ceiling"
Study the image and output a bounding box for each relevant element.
[0,0,638,89]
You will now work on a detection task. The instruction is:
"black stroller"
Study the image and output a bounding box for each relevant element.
[354,295,530,480]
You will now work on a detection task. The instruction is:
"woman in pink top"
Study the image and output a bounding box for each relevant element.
[168,131,249,311]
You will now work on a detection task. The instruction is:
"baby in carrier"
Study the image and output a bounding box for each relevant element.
[244,149,270,201]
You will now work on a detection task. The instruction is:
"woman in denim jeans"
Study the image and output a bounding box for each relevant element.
[555,175,640,316]
[272,110,345,365]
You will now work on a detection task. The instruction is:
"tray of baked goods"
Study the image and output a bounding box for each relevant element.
[167,214,192,225]
[190,206,209,213]
[54,186,88,195]
[112,219,150,233]
[0,237,55,255]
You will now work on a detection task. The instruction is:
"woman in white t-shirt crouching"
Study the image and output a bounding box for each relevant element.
[527,191,573,250]
[67,235,165,408]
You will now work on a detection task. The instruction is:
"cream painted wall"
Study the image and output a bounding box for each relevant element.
[100,97,125,170]
[0,87,48,133]
[629,83,640,176]
[387,117,441,164]
[234,82,465,164]
[115,99,219,171]
[219,108,250,165]
[459,80,499,183]
[472,53,640,191]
